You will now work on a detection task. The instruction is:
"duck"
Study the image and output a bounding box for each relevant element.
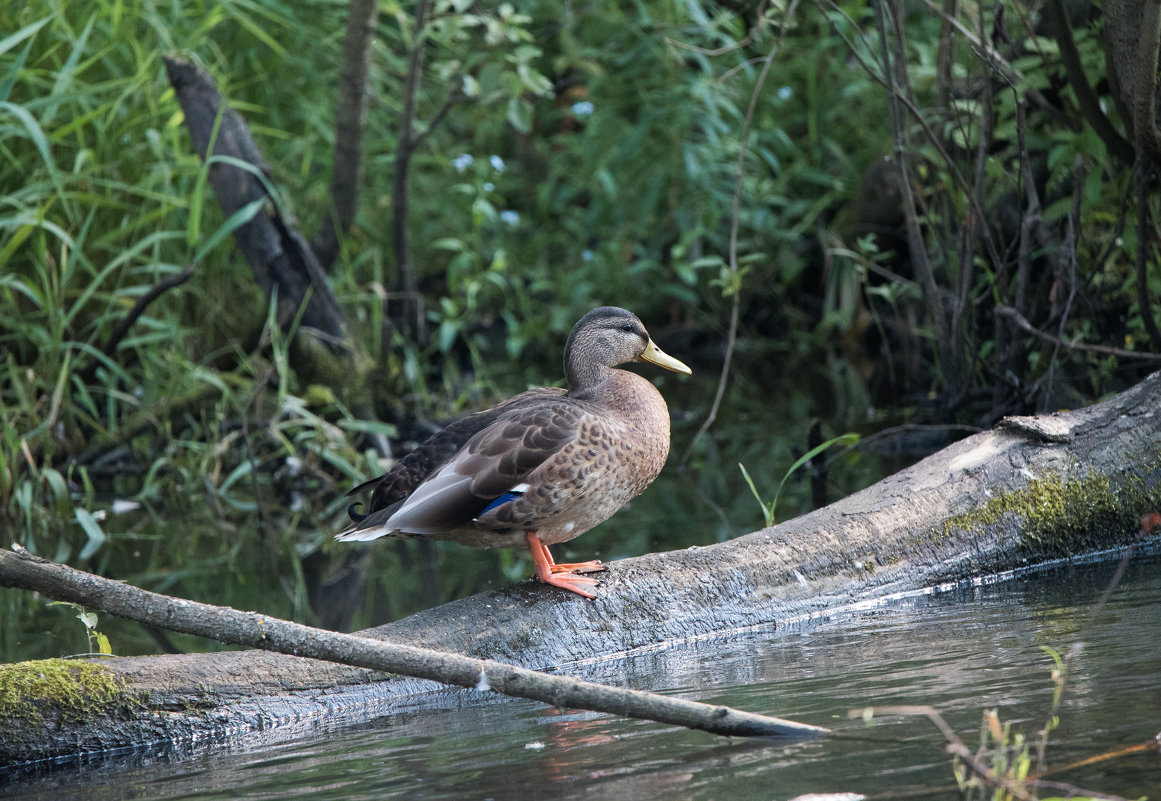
[337,306,691,598]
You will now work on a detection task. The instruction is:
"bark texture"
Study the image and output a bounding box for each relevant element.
[310,0,379,269]
[164,57,349,355]
[2,372,1160,769]
[1102,0,1161,166]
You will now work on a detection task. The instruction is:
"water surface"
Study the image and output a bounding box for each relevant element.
[5,549,1159,800]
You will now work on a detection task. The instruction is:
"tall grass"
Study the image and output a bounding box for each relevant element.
[0,1,374,626]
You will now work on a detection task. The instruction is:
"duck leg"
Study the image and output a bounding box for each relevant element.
[525,531,603,599]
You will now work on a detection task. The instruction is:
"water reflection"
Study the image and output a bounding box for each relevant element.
[5,550,1159,801]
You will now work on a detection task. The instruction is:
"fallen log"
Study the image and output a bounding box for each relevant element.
[0,548,828,743]
[1,371,1159,768]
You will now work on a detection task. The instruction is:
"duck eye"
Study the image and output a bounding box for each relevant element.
[620,323,634,332]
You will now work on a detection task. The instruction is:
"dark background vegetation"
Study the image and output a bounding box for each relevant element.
[2,0,1159,658]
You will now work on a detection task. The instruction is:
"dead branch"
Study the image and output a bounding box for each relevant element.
[0,546,828,741]
[75,263,196,385]
[163,56,349,355]
[995,304,1161,362]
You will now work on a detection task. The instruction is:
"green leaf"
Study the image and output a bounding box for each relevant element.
[506,96,533,133]
[0,15,51,59]
[769,433,860,522]
[0,101,71,217]
[75,508,107,559]
[192,196,266,262]
[738,463,774,528]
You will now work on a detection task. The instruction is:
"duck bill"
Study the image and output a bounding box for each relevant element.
[638,339,692,374]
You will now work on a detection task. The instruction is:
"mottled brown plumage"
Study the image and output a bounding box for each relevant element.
[337,307,691,598]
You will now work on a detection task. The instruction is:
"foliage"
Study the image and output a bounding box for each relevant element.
[857,648,1131,801]
[739,431,860,527]
[0,0,1158,656]
[48,601,112,656]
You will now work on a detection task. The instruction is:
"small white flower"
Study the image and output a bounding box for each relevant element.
[452,153,474,172]
[482,182,495,192]
[489,154,506,172]
[499,210,520,226]
[581,249,594,262]
[777,86,793,101]
[571,100,594,117]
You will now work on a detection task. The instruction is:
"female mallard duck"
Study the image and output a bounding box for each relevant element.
[338,306,691,598]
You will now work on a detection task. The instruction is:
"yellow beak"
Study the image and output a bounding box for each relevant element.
[638,338,692,375]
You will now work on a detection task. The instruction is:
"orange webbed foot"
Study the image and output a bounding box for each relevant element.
[548,558,606,575]
[537,571,600,599]
[525,532,603,599]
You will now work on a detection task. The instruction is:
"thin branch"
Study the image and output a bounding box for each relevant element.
[312,0,380,269]
[664,0,770,57]
[1005,96,1043,400]
[872,1,952,391]
[76,263,197,384]
[1035,158,1084,409]
[819,0,1005,272]
[1132,1,1161,167]
[1136,159,1161,351]
[0,546,829,740]
[390,0,431,344]
[995,304,1161,361]
[853,705,1038,801]
[681,0,799,466]
[917,0,1073,131]
[950,1,992,391]
[1044,0,1135,165]
[408,90,467,151]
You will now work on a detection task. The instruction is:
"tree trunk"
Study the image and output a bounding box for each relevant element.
[2,373,1159,768]
[310,0,379,270]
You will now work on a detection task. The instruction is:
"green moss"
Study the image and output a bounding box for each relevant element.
[0,659,133,725]
[939,469,1159,555]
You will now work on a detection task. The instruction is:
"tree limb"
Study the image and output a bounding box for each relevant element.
[995,304,1161,361]
[872,0,956,399]
[389,0,431,344]
[0,546,827,741]
[1132,0,1161,167]
[312,0,380,269]
[75,263,197,384]
[164,56,350,356]
[1136,158,1161,353]
[1044,0,1135,165]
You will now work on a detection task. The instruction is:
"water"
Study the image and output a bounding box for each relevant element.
[5,550,1160,800]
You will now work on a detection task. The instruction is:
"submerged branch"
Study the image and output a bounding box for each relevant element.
[0,547,828,741]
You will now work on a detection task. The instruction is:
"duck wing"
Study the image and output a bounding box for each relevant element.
[337,388,566,539]
[382,401,589,535]
[346,388,566,511]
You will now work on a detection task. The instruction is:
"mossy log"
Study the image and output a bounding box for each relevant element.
[2,372,1160,770]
